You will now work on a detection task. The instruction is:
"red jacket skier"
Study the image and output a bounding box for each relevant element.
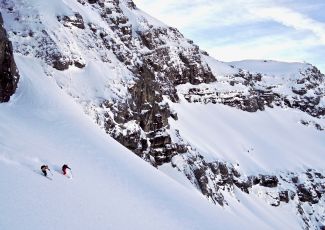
[62,164,71,175]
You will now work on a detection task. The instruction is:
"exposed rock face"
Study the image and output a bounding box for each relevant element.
[259,175,279,187]
[180,66,325,118]
[57,13,85,30]
[138,27,215,87]
[173,152,325,229]
[1,1,85,71]
[102,64,180,165]
[300,120,324,131]
[0,13,19,102]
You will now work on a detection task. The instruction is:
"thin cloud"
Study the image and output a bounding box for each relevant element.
[251,6,325,44]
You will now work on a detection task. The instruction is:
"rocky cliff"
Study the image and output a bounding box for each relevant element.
[0,13,19,102]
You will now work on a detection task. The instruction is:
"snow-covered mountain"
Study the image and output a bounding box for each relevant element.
[0,0,324,229]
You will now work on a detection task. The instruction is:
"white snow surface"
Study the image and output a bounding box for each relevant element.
[228,60,311,78]
[202,55,238,76]
[169,96,325,174]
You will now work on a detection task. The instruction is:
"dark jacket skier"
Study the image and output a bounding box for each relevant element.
[41,165,50,177]
[62,164,71,175]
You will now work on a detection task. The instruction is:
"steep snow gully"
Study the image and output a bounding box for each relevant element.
[0,0,325,229]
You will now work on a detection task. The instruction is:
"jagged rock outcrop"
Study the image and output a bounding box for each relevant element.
[57,13,85,30]
[100,62,188,166]
[172,151,325,229]
[180,65,325,118]
[0,13,19,102]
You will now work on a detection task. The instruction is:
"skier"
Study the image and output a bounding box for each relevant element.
[41,165,50,177]
[62,164,71,175]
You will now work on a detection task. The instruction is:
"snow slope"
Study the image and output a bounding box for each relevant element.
[0,55,302,230]
[229,60,310,78]
[169,96,325,174]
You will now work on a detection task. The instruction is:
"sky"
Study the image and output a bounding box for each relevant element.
[133,0,325,73]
